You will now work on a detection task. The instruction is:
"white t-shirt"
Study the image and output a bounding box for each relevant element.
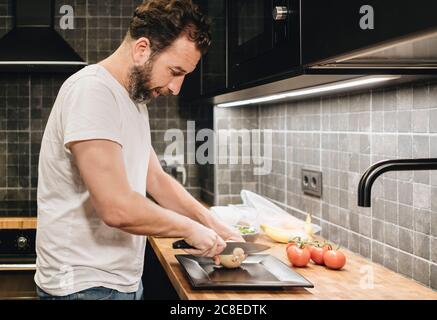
[35,64,151,296]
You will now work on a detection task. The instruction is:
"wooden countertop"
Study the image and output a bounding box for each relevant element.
[148,235,437,300]
[0,218,37,229]
[3,203,436,299]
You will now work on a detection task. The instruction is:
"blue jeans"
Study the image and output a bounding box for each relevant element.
[36,282,144,300]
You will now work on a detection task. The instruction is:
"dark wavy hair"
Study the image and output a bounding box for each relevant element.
[128,0,211,55]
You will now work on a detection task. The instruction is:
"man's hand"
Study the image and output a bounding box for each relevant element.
[209,217,245,243]
[183,222,227,258]
[208,218,245,266]
[145,149,244,259]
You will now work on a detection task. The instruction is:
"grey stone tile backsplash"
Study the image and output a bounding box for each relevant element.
[148,97,213,199]
[0,0,207,213]
[214,81,437,290]
[0,73,68,215]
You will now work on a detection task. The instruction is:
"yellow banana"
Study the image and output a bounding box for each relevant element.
[305,213,314,240]
[260,224,297,243]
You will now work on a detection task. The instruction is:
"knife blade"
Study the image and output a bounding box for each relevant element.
[172,240,270,255]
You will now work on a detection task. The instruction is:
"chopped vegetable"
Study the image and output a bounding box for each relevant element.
[220,247,247,269]
[234,225,257,235]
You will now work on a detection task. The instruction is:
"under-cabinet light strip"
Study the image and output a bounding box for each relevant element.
[217,76,400,108]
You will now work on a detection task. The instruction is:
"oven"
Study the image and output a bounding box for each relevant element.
[228,0,301,88]
[0,229,37,300]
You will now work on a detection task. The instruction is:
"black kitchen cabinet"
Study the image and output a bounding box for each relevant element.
[180,0,227,101]
[142,239,180,300]
[201,0,227,95]
[182,0,437,103]
[179,63,201,101]
[228,0,301,89]
[180,0,302,102]
[301,0,437,66]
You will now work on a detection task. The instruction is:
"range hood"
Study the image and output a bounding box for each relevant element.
[213,72,434,108]
[310,29,437,70]
[0,0,87,72]
[303,0,437,71]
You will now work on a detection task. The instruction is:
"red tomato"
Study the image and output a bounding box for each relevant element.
[286,245,311,267]
[323,249,346,270]
[286,237,303,250]
[310,245,330,265]
[286,242,298,250]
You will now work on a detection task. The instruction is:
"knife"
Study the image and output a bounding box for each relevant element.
[172,240,270,255]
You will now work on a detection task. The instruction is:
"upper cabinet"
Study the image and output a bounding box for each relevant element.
[301,0,437,66]
[228,0,300,89]
[180,0,437,103]
[181,0,301,101]
[201,0,227,95]
[180,0,227,101]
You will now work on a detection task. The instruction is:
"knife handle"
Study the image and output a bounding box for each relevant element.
[172,239,194,249]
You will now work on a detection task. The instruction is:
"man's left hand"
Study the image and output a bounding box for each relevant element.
[210,219,245,265]
[213,220,245,243]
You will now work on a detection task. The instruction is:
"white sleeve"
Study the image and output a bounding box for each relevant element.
[62,77,123,150]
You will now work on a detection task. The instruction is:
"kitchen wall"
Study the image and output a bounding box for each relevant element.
[189,101,215,204]
[148,98,213,199]
[214,80,437,290]
[0,73,68,216]
[0,0,206,216]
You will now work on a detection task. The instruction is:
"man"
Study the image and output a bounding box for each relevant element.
[35,0,242,300]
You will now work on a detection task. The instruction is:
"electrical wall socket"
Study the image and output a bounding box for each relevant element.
[301,169,323,197]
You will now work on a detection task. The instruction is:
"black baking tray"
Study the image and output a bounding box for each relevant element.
[175,254,314,289]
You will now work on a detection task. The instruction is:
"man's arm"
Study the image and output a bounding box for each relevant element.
[146,149,243,242]
[68,139,226,257]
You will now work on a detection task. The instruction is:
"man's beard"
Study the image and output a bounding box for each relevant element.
[127,59,160,104]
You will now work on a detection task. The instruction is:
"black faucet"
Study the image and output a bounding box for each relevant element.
[358,158,437,207]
